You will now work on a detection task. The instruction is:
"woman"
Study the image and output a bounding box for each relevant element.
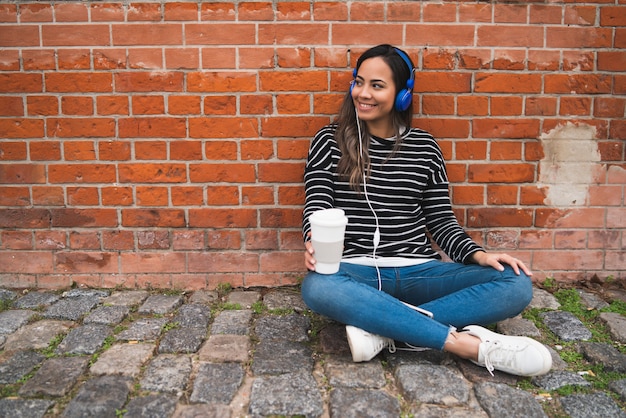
[301,44,551,377]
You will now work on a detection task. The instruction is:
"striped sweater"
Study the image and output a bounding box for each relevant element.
[303,124,483,265]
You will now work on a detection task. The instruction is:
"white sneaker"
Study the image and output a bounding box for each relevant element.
[463,325,552,377]
[345,325,396,362]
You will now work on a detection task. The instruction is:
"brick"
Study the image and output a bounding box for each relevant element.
[1,230,33,250]
[188,71,256,92]
[171,140,202,160]
[533,250,604,271]
[0,4,17,22]
[206,186,238,205]
[451,185,484,205]
[207,231,241,249]
[0,74,42,93]
[526,97,557,116]
[535,208,605,228]
[164,2,198,21]
[605,251,626,272]
[20,4,53,22]
[0,208,50,228]
[0,141,27,160]
[468,163,535,183]
[239,2,274,21]
[490,141,522,160]
[546,27,612,48]
[57,49,91,70]
[189,163,255,183]
[258,162,305,183]
[467,208,533,227]
[188,209,257,228]
[48,164,116,183]
[277,139,309,160]
[61,96,93,115]
[190,117,258,139]
[126,3,161,21]
[166,48,200,69]
[99,141,131,161]
[472,119,540,139]
[48,118,114,138]
[241,140,274,160]
[90,3,125,22]
[119,117,186,138]
[0,186,30,206]
[241,94,273,115]
[51,209,118,227]
[260,70,326,92]
[333,23,402,45]
[69,231,100,250]
[475,73,541,94]
[260,251,302,272]
[260,208,302,228]
[487,185,518,205]
[0,25,39,47]
[594,97,626,118]
[31,186,63,206]
[186,23,255,44]
[131,94,166,115]
[172,230,205,250]
[600,6,626,27]
[589,230,621,249]
[530,5,562,24]
[261,116,328,137]
[242,186,274,205]
[93,48,126,70]
[118,163,186,183]
[121,253,186,274]
[102,230,134,250]
[456,141,487,160]
[101,186,133,206]
[423,3,456,22]
[201,2,236,21]
[416,118,470,139]
[46,73,112,93]
[414,72,471,93]
[135,141,167,160]
[169,95,201,115]
[42,24,109,46]
[136,186,168,206]
[203,95,237,115]
[607,208,626,228]
[67,186,99,205]
[0,50,19,70]
[459,3,491,23]
[115,72,183,92]
[491,96,523,116]
[597,141,624,161]
[0,251,53,274]
[121,209,186,227]
[406,24,474,46]
[0,163,45,184]
[188,252,259,273]
[560,97,592,116]
[313,2,348,21]
[34,230,66,250]
[246,230,278,250]
[555,230,587,249]
[171,187,204,206]
[96,96,129,115]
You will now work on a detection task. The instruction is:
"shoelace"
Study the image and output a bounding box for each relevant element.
[481,339,527,376]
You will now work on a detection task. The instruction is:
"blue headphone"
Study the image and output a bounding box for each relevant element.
[350,47,415,112]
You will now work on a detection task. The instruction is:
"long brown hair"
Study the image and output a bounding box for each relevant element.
[335,44,415,192]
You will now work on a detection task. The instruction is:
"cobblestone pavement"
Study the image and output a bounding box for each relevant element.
[0,285,625,418]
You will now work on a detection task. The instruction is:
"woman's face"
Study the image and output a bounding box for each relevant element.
[351,56,397,134]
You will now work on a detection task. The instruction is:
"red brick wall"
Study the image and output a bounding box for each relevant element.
[0,1,624,290]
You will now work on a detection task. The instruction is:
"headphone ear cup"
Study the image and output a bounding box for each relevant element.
[395,89,412,111]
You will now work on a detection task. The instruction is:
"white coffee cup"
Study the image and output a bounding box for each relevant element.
[309,208,348,274]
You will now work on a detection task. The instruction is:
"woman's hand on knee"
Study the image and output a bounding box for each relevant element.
[471,251,533,276]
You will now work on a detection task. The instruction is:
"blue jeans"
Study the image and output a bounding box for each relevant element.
[301,260,533,350]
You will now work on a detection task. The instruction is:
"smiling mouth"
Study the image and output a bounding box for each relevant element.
[357,102,376,110]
